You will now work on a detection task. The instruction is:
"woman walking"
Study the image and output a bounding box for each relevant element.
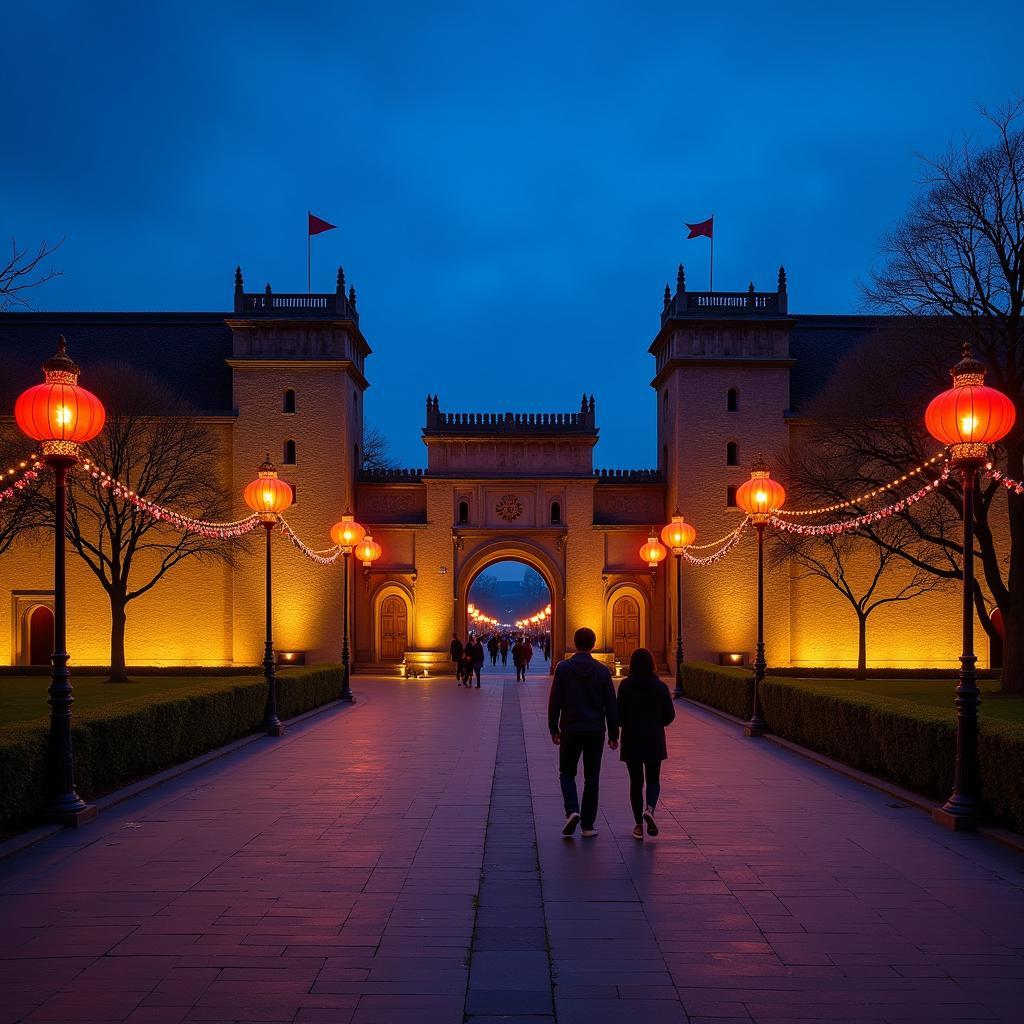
[616,648,675,839]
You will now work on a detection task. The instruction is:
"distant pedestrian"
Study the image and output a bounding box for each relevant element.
[543,636,551,662]
[548,627,618,838]
[511,637,527,681]
[524,638,534,675]
[467,636,485,688]
[616,648,675,840]
[499,636,509,665]
[488,635,499,666]
[450,634,464,682]
[458,649,473,686]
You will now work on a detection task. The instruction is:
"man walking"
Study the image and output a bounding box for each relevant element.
[511,636,527,682]
[467,634,485,688]
[449,633,464,682]
[548,627,618,838]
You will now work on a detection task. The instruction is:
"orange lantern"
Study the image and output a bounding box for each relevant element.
[15,337,105,459]
[330,512,366,550]
[661,510,697,553]
[925,346,1016,462]
[640,531,668,569]
[736,459,786,521]
[243,455,294,522]
[356,534,382,567]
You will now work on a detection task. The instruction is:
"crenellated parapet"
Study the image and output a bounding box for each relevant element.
[423,394,597,434]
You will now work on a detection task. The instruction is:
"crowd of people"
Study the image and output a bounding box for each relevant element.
[448,629,551,687]
[447,623,676,841]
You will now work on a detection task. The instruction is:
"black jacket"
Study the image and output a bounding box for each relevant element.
[449,639,464,660]
[467,641,485,665]
[616,672,675,762]
[548,652,618,740]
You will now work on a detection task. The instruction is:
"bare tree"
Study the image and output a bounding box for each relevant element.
[0,237,63,309]
[813,100,1024,690]
[0,426,49,556]
[62,364,238,682]
[361,425,395,472]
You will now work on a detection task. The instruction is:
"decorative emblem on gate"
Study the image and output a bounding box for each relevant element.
[495,494,524,522]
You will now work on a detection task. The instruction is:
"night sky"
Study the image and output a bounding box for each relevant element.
[3,2,1020,467]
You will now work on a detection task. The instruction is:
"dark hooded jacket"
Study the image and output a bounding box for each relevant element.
[548,652,618,740]
[616,671,675,761]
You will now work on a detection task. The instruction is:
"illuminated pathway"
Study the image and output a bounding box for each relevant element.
[0,673,1022,1023]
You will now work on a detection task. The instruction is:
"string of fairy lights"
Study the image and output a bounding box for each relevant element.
[0,450,1019,573]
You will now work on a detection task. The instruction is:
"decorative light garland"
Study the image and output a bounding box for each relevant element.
[770,466,951,537]
[0,455,43,505]
[277,517,343,565]
[773,451,948,518]
[687,518,750,551]
[986,466,1024,495]
[78,459,261,538]
[684,519,750,565]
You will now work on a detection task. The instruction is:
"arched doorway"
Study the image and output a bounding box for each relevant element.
[27,605,54,666]
[611,594,640,663]
[457,541,563,675]
[374,586,412,663]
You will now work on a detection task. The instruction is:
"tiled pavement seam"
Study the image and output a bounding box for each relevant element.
[465,681,555,1022]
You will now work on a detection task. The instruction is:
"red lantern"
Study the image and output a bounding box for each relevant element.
[15,337,105,459]
[925,346,1016,463]
[640,532,668,568]
[736,459,786,521]
[355,534,382,567]
[243,455,294,522]
[330,512,366,550]
[661,511,697,553]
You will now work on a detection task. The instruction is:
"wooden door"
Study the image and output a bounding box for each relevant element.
[612,595,640,664]
[28,605,54,666]
[380,595,408,662]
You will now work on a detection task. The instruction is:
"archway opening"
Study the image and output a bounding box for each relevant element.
[466,558,552,672]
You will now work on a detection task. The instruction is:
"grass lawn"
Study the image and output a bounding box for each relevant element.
[784,676,1024,725]
[0,673,269,728]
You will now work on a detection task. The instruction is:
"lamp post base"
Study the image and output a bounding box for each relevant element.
[263,718,285,737]
[44,798,97,828]
[744,719,766,738]
[932,797,985,831]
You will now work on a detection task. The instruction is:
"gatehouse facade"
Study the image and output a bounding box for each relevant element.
[0,267,974,672]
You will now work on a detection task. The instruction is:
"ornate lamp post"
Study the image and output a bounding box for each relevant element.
[15,337,105,825]
[243,456,294,736]
[661,511,697,699]
[736,460,786,737]
[330,512,366,702]
[925,346,1016,829]
[639,531,668,667]
[355,533,382,584]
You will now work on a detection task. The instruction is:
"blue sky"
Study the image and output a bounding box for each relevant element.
[3,2,1021,466]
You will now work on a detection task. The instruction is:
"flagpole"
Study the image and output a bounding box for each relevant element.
[307,219,311,294]
[709,214,714,292]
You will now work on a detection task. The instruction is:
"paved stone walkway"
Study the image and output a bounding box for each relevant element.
[0,673,1022,1023]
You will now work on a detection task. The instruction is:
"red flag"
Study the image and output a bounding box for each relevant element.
[685,216,714,239]
[308,212,337,236]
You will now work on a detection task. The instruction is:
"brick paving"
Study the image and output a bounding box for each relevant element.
[0,672,1021,1023]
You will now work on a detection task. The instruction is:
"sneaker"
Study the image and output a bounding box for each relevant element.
[643,807,659,837]
[562,812,581,837]
[581,828,599,838]
[632,824,644,840]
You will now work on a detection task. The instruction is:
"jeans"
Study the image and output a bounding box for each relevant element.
[472,663,482,686]
[626,759,662,823]
[515,662,525,681]
[559,731,605,829]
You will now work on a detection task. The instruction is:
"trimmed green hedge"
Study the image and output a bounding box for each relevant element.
[681,662,1024,833]
[0,665,343,831]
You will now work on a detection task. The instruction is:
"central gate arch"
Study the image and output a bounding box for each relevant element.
[456,538,564,674]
